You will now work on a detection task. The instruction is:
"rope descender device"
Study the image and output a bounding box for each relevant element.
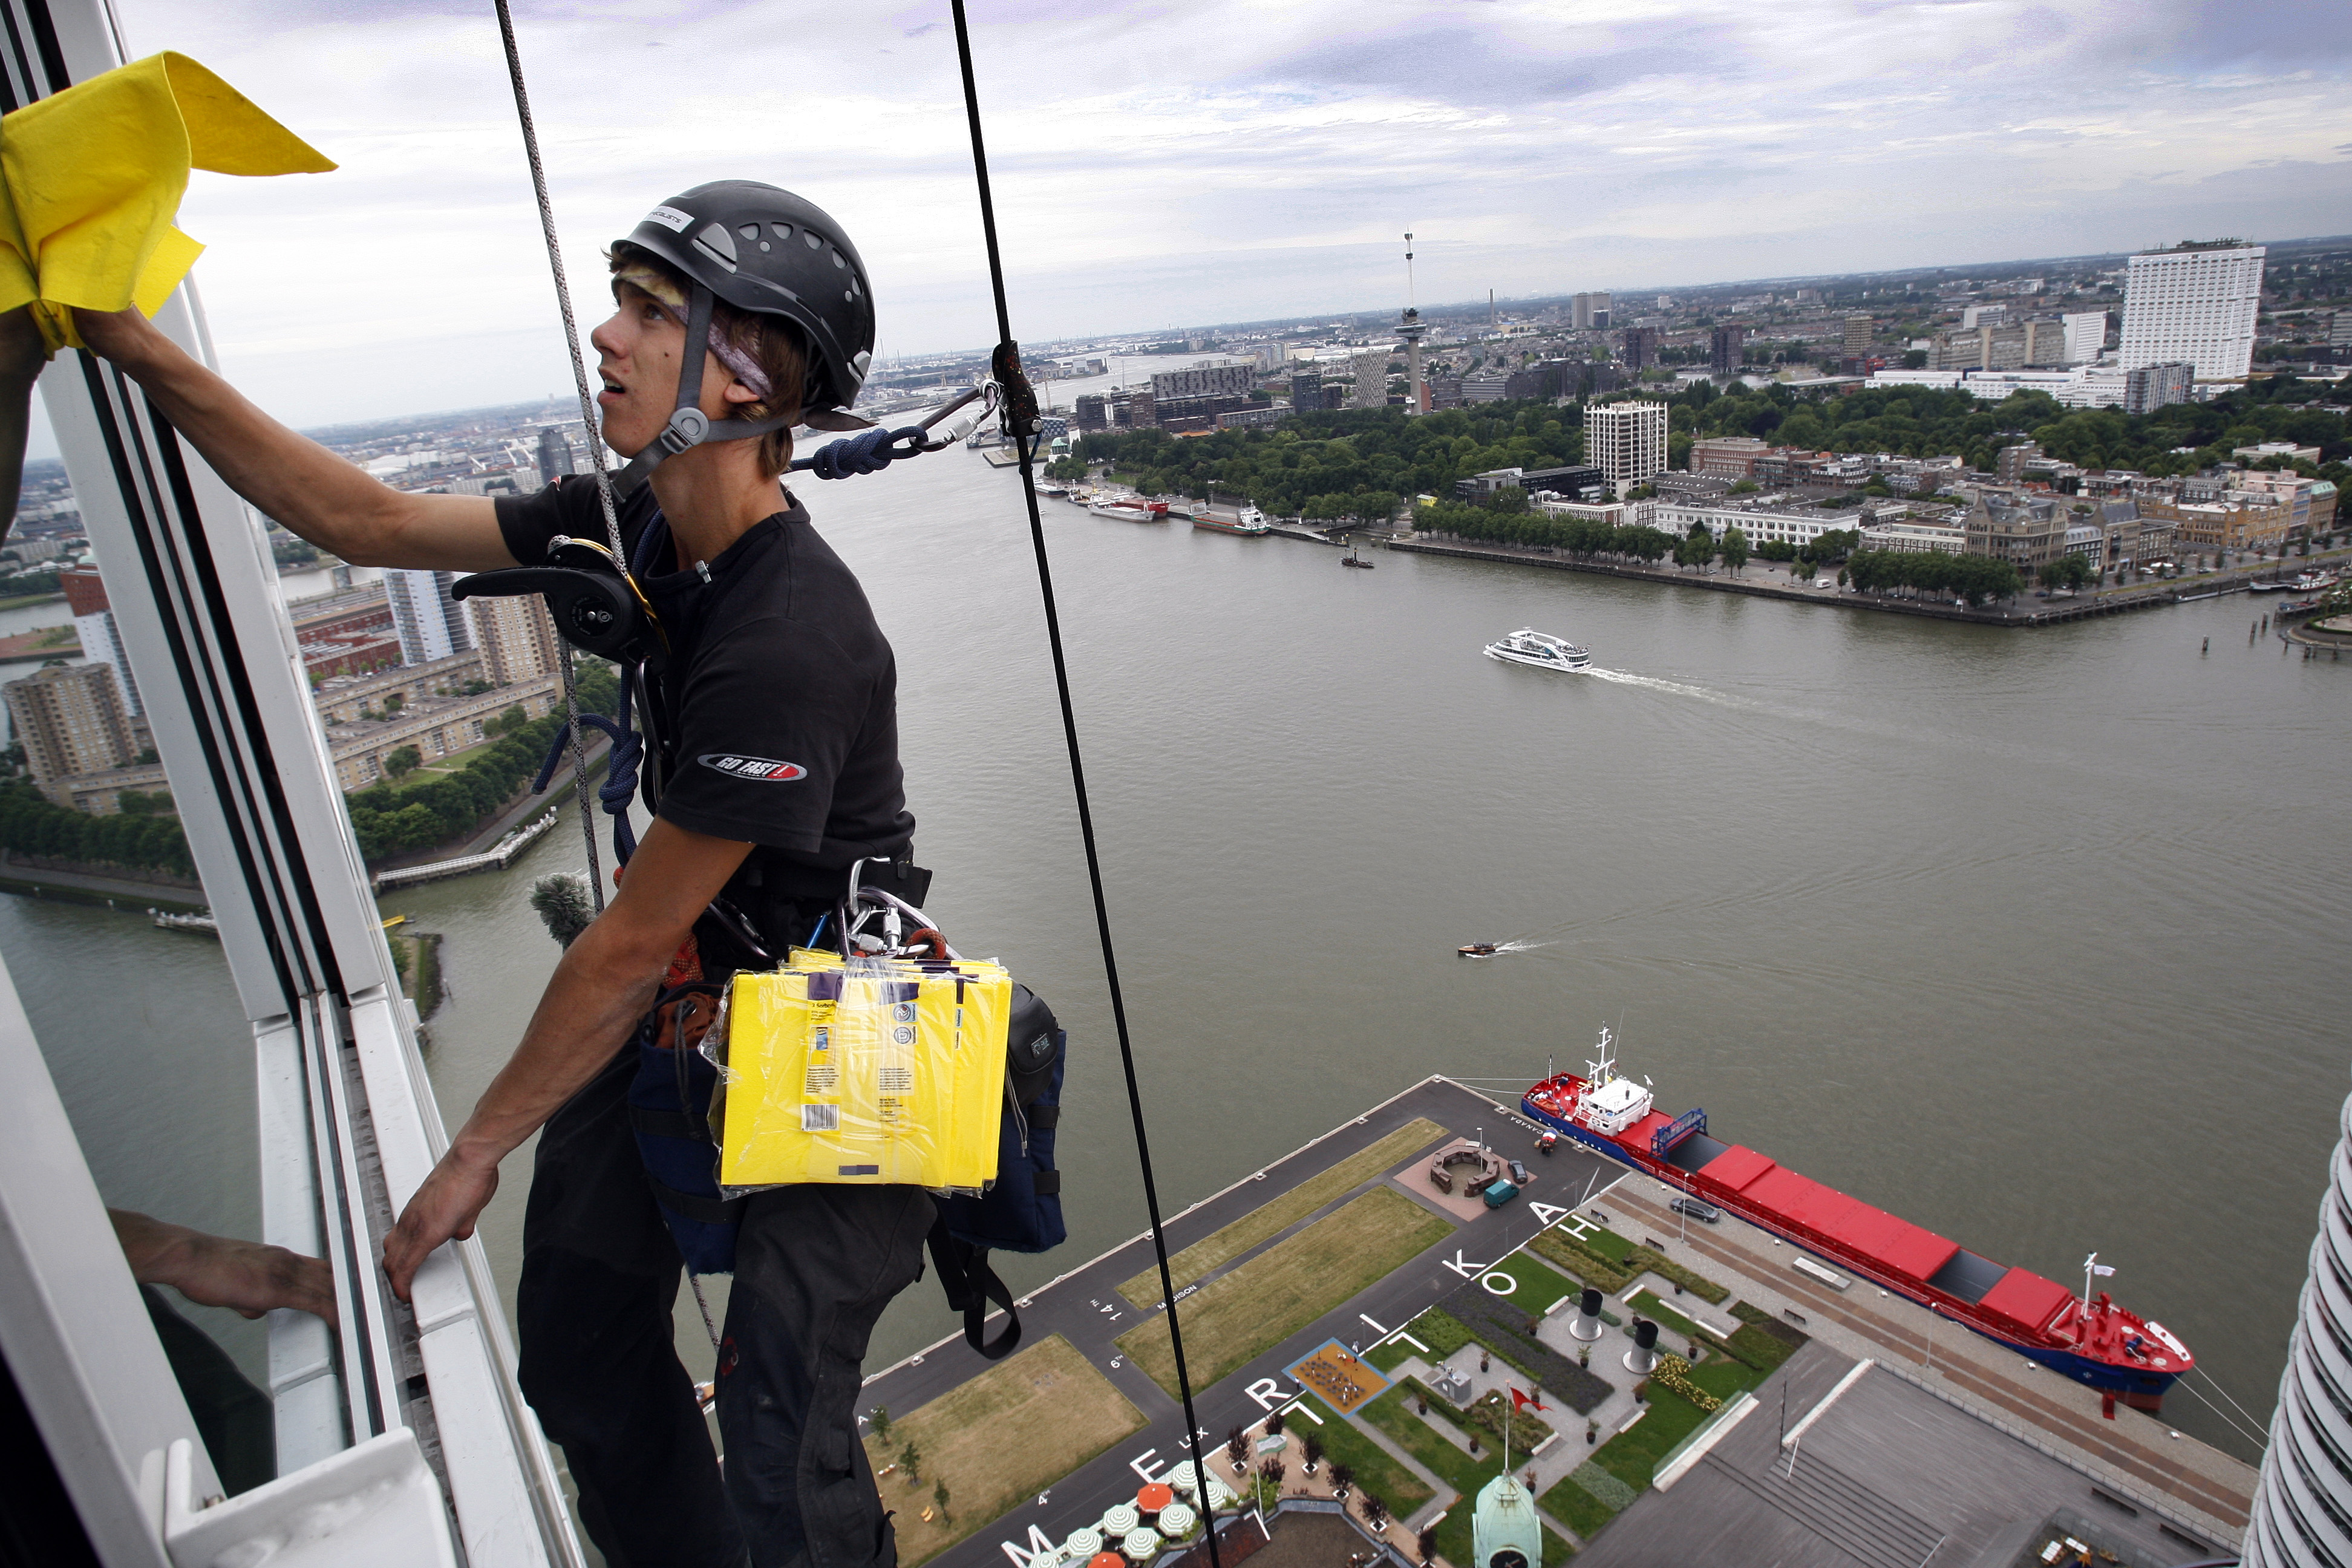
[451,535,667,667]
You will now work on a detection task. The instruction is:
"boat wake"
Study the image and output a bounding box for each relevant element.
[1576,666,1744,708]
[1493,939,1552,954]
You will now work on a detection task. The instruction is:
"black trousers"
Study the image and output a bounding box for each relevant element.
[517,1046,934,1568]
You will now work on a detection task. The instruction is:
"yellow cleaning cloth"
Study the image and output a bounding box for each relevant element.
[0,51,333,353]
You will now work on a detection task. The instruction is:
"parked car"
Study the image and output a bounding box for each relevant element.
[1483,1179,1520,1209]
[1507,1159,1530,1185]
[1670,1197,1722,1224]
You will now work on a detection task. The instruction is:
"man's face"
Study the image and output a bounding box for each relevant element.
[591,281,685,458]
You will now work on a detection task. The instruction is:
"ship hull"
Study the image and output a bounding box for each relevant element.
[1520,1095,2182,1408]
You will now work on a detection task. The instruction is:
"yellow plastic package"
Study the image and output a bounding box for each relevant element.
[717,950,1010,1192]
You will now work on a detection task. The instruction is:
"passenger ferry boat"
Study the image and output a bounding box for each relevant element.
[1522,1032,2192,1410]
[1485,628,1590,671]
[1192,505,1270,536]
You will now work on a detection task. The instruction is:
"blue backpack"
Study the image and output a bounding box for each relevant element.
[926,983,1067,1359]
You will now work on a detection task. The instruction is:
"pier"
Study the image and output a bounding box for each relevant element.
[854,1078,2248,1568]
[371,808,560,892]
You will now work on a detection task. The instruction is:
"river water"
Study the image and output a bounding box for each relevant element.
[13,398,2343,1471]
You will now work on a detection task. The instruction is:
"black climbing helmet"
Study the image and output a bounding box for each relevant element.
[610,180,877,493]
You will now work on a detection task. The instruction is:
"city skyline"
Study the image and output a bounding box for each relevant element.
[20,0,2344,455]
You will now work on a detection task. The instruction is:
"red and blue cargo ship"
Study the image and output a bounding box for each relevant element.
[1520,1031,2191,1411]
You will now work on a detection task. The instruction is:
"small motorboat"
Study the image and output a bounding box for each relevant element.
[1457,942,1498,958]
[1342,535,1376,569]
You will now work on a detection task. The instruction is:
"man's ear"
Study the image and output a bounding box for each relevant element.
[719,364,762,407]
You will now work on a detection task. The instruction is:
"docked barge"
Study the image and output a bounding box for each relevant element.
[1522,1031,2191,1411]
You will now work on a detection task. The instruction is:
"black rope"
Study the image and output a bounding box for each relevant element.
[947,7,1227,1560]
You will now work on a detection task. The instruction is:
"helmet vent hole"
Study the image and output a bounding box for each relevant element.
[738,223,760,241]
[831,249,845,269]
[804,232,822,250]
[759,241,771,252]
[771,223,795,243]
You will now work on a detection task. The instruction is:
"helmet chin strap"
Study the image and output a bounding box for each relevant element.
[613,283,795,497]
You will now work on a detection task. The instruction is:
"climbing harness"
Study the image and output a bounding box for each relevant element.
[484,0,1221,1537]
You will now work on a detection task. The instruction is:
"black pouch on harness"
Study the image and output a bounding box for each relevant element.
[926,982,1067,1362]
[626,980,745,1275]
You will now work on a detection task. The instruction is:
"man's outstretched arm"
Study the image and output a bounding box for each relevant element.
[71,305,518,573]
[380,816,754,1300]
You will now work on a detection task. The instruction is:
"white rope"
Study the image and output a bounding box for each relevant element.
[490,0,614,909]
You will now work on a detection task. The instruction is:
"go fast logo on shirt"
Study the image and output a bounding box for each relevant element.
[700,754,808,782]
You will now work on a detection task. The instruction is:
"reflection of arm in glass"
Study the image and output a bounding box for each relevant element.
[109,1208,338,1327]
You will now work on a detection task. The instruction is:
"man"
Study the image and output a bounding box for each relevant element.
[80,181,927,1568]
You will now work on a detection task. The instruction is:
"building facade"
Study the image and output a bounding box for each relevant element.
[384,568,477,667]
[2061,311,2107,364]
[2120,243,2265,381]
[6,662,136,805]
[2122,361,2194,414]
[1962,489,2069,571]
[1149,364,1254,402]
[2137,493,2292,554]
[1710,325,1746,374]
[1349,349,1388,410]
[327,675,564,791]
[59,566,142,718]
[1619,327,1660,371]
[1858,515,1968,554]
[1689,436,1770,480]
[1841,316,1872,356]
[1584,401,1667,498]
[468,594,564,688]
[534,425,575,485]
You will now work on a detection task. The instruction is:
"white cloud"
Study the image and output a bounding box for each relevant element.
[40,0,2351,441]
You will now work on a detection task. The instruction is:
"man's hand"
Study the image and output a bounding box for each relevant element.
[381,1143,501,1302]
[109,1209,339,1327]
[68,304,168,366]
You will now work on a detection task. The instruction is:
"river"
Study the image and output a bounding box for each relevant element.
[11,393,2342,1472]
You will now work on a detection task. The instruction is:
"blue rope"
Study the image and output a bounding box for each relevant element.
[534,676,642,864]
[790,425,929,479]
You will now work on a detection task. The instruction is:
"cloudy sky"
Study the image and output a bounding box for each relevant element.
[31,0,2352,449]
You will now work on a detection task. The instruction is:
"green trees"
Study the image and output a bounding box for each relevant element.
[1077,402,1579,515]
[2039,553,2093,592]
[383,745,422,782]
[1720,528,1750,573]
[0,783,195,878]
[1843,549,2021,606]
[1674,524,1716,569]
[1798,529,1861,565]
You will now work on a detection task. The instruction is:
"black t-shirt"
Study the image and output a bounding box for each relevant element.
[494,477,914,907]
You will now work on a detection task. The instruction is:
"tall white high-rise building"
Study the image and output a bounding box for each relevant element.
[2061,310,2108,365]
[1585,401,1667,498]
[2120,243,2265,381]
[384,568,477,667]
[2243,1070,2352,1568]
